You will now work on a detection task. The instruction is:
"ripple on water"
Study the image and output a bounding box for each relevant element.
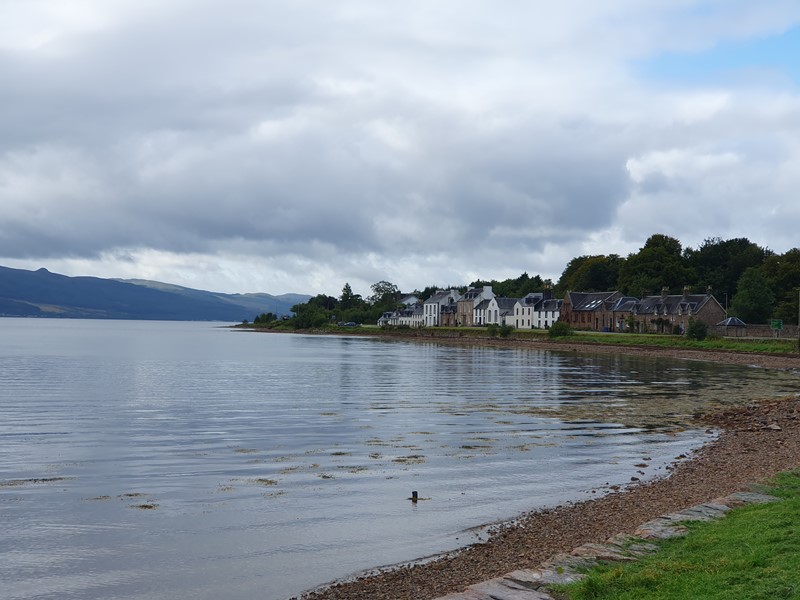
[0,321,797,600]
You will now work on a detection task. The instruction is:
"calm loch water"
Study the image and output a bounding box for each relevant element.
[1,319,796,599]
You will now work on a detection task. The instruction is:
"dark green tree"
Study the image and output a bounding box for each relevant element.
[685,318,708,341]
[617,234,693,296]
[761,248,800,324]
[730,267,775,324]
[683,237,770,303]
[369,281,400,307]
[469,272,545,298]
[290,302,329,329]
[556,255,623,293]
[339,283,362,310]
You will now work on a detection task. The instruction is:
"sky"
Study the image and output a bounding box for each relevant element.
[2,1,800,297]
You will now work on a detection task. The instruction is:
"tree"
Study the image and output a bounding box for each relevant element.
[685,318,708,341]
[469,273,546,298]
[730,268,775,324]
[761,248,800,324]
[556,255,623,293]
[549,321,573,338]
[617,234,692,296]
[339,283,362,310]
[684,237,770,303]
[290,302,329,329]
[369,280,398,304]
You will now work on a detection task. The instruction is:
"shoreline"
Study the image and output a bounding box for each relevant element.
[240,326,800,371]
[284,332,800,600]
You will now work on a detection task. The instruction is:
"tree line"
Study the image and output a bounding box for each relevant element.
[273,234,800,328]
[555,234,799,324]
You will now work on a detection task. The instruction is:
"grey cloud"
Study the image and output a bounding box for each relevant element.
[2,2,800,293]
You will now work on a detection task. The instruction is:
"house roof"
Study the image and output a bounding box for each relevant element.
[426,290,455,304]
[636,294,714,316]
[474,299,492,310]
[459,288,482,301]
[494,297,519,310]
[567,291,620,311]
[718,316,747,327]
[541,299,562,311]
[519,292,544,306]
[610,297,639,312]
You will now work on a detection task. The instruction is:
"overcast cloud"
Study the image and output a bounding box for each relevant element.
[2,1,800,296]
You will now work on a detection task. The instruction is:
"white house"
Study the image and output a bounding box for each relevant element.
[534,298,562,329]
[513,293,544,329]
[485,297,518,325]
[423,289,459,327]
[398,303,424,327]
[473,299,490,326]
[513,292,562,329]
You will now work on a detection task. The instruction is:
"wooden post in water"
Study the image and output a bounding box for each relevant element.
[411,491,418,503]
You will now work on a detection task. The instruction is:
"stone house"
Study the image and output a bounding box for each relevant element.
[456,286,494,326]
[560,291,624,331]
[440,302,458,327]
[621,288,725,334]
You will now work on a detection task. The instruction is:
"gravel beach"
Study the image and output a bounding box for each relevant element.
[293,341,800,600]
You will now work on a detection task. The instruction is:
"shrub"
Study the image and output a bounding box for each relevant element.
[686,318,708,341]
[499,324,514,338]
[486,323,500,337]
[549,320,573,338]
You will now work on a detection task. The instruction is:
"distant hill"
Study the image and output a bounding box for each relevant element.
[0,266,310,321]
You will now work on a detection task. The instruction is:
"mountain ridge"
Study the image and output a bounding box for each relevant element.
[0,265,310,321]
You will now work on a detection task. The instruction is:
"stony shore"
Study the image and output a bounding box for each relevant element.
[293,339,800,600]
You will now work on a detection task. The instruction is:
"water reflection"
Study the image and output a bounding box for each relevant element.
[0,321,797,600]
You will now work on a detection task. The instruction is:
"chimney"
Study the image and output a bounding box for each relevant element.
[683,285,691,299]
[661,286,669,299]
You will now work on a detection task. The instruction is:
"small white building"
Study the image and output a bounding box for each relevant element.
[513,293,543,329]
[513,292,562,329]
[484,297,519,326]
[378,304,424,327]
[473,298,491,326]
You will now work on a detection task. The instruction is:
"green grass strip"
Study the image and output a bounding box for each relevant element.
[554,471,800,599]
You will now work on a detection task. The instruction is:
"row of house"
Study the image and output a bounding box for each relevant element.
[561,287,726,334]
[379,286,564,330]
[378,285,726,334]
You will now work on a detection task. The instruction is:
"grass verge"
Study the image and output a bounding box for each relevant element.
[238,323,799,354]
[552,470,800,599]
